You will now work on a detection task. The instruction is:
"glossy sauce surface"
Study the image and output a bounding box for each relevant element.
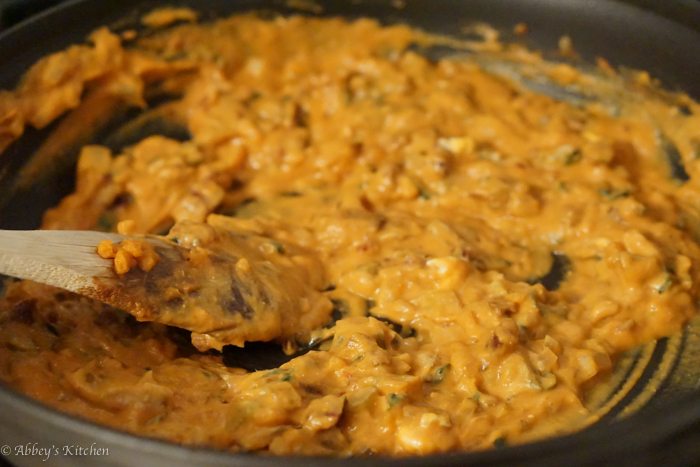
[0,12,699,456]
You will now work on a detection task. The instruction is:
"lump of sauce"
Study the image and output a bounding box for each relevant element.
[96,218,332,351]
[0,10,699,456]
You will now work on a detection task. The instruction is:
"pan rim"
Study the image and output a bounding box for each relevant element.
[0,0,699,464]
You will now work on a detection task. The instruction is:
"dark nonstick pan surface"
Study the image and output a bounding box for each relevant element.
[0,1,699,466]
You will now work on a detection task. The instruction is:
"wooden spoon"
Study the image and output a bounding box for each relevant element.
[0,229,332,355]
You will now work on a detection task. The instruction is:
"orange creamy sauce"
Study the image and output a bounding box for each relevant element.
[94,220,332,351]
[1,13,700,456]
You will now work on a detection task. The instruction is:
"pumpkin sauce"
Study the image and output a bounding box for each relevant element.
[93,220,333,351]
[0,10,700,456]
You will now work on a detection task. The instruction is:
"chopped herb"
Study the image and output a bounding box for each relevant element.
[306,335,332,350]
[418,187,431,200]
[493,436,508,448]
[654,273,673,294]
[517,324,529,341]
[429,364,451,383]
[272,242,286,254]
[598,187,631,200]
[162,50,190,61]
[535,302,567,317]
[97,212,116,231]
[677,104,692,117]
[564,148,582,165]
[264,369,293,382]
[239,197,257,207]
[387,393,404,408]
[661,134,690,183]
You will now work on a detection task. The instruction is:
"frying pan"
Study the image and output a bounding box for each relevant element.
[0,0,699,465]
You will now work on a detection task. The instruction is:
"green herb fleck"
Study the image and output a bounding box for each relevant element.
[430,364,451,384]
[661,134,690,183]
[281,372,293,382]
[654,273,673,294]
[564,149,582,165]
[387,393,404,408]
[493,436,508,448]
[598,187,630,200]
[97,212,116,231]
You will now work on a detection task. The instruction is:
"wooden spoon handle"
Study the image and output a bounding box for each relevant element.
[0,230,123,292]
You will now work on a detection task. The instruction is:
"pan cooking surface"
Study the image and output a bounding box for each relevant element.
[0,0,696,467]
